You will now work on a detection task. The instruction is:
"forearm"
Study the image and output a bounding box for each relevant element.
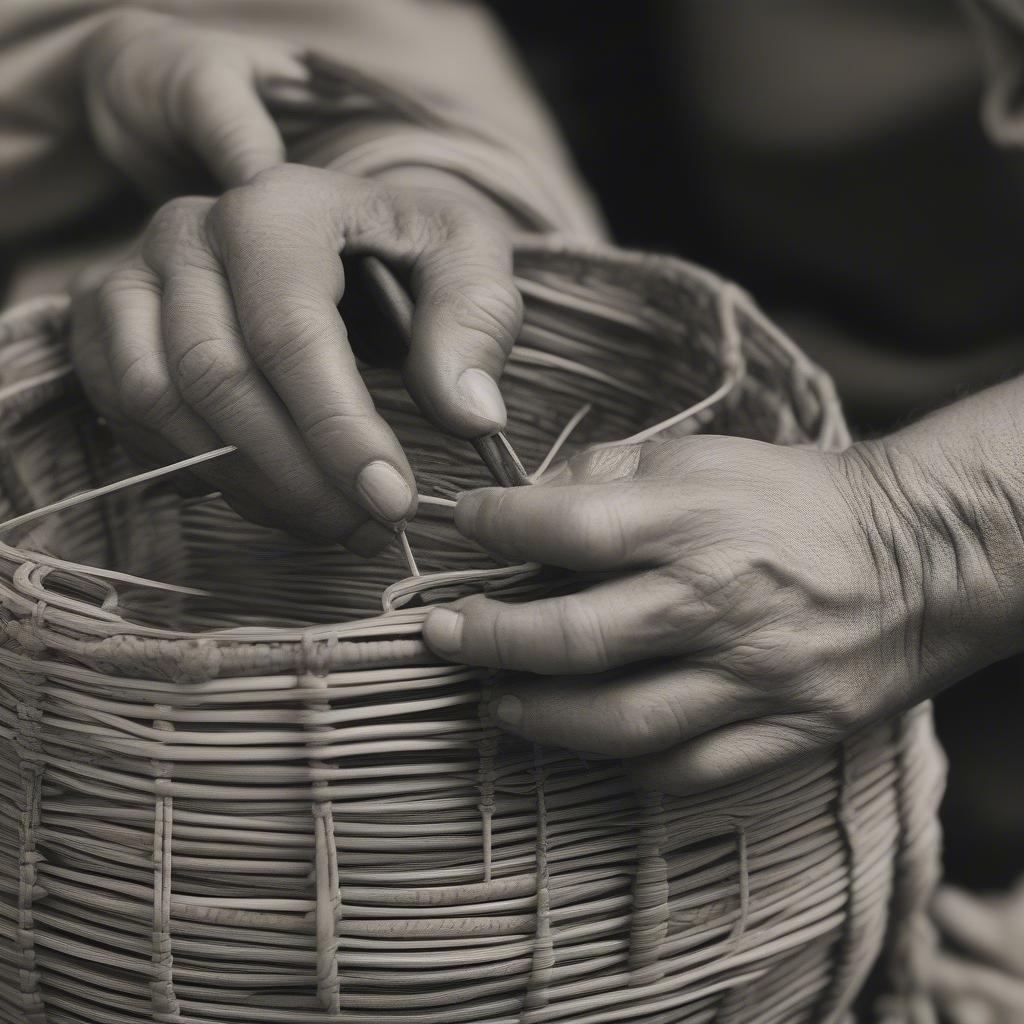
[842,373,1024,694]
[283,8,605,238]
[0,0,602,243]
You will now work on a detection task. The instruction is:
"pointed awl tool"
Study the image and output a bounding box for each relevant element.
[357,256,530,488]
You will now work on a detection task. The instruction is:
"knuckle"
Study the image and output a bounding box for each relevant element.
[94,266,157,310]
[558,600,611,670]
[207,177,290,242]
[728,735,769,779]
[474,489,523,557]
[208,181,330,283]
[173,335,248,412]
[615,695,674,757]
[486,487,518,535]
[207,185,258,240]
[489,619,523,670]
[645,571,699,641]
[115,356,174,423]
[357,187,404,243]
[568,500,630,565]
[257,310,327,377]
[300,409,367,449]
[749,721,812,765]
[438,278,522,347]
[437,200,499,240]
[462,594,512,667]
[143,197,213,267]
[148,195,210,234]
[232,165,317,226]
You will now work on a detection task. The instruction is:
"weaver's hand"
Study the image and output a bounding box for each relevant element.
[422,434,970,793]
[82,9,303,197]
[70,164,520,551]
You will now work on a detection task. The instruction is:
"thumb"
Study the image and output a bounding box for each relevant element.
[175,62,287,187]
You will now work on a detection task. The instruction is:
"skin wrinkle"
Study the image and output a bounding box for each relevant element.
[478,594,515,669]
[571,495,633,569]
[144,198,213,266]
[982,468,1024,566]
[617,683,683,759]
[167,246,225,278]
[103,302,182,429]
[175,340,257,419]
[936,448,1024,614]
[420,280,520,348]
[558,598,604,673]
[837,444,928,687]
[250,312,342,382]
[857,424,1022,687]
[116,354,179,428]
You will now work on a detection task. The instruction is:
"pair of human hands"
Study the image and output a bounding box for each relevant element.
[75,10,957,796]
[74,9,521,549]
[418,434,952,792]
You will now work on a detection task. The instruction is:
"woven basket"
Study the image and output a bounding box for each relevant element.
[0,239,944,1024]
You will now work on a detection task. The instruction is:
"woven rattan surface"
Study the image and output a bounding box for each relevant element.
[0,240,944,1024]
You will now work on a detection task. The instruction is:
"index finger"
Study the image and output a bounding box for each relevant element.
[208,167,418,525]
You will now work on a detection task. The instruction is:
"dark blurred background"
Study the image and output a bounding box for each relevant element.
[489,0,1024,890]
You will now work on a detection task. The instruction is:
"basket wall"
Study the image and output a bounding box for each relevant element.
[0,244,944,1024]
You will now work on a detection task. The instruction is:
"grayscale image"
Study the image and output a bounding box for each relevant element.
[0,2,1021,1022]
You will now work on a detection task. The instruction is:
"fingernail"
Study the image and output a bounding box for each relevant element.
[491,694,523,729]
[356,461,413,522]
[457,369,506,431]
[426,607,463,654]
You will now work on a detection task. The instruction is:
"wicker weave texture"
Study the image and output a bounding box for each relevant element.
[0,242,943,1024]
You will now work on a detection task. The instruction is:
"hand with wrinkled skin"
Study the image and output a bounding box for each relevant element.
[82,8,304,198]
[425,436,914,792]
[70,164,521,551]
[422,375,1024,794]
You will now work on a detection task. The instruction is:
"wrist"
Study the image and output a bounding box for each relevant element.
[837,432,1024,697]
